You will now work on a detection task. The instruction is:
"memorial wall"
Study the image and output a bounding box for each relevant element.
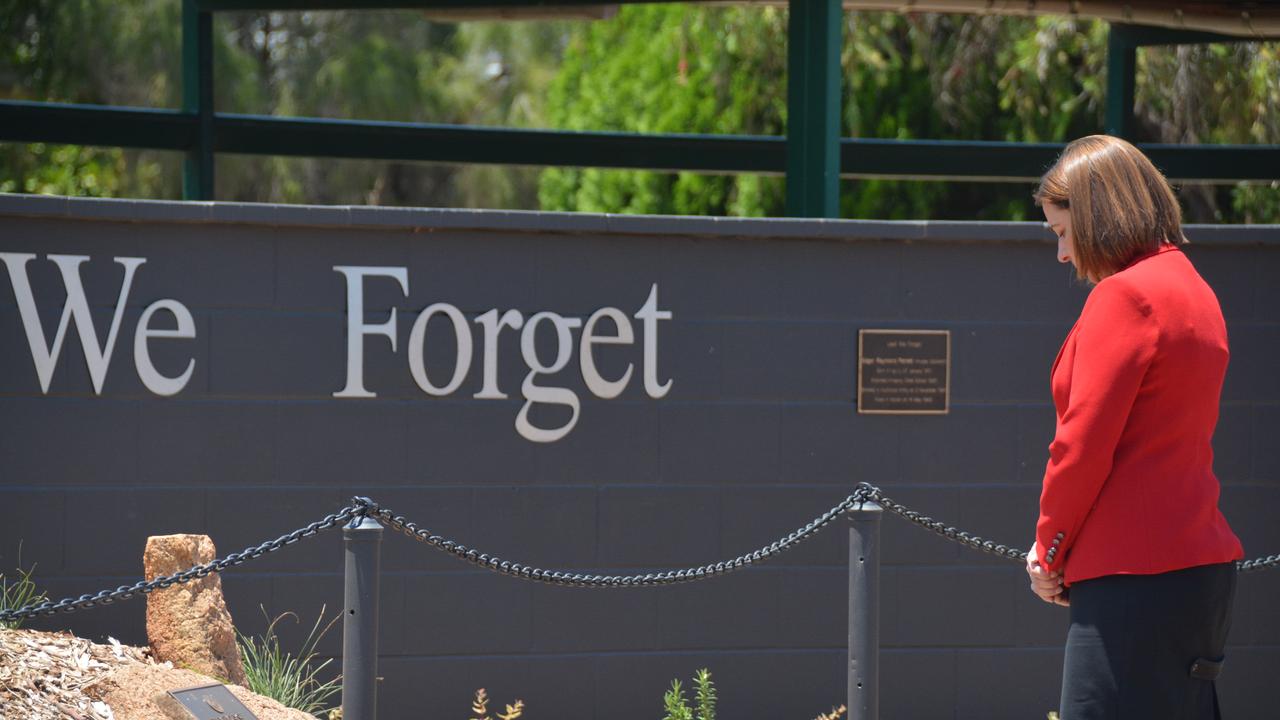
[2,194,1277,719]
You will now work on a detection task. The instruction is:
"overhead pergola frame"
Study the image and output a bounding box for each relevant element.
[1,0,1277,217]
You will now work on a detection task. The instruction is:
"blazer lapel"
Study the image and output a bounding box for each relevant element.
[1050,319,1081,382]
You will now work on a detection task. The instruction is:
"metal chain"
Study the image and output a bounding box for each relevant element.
[355,489,872,588]
[0,505,363,625]
[5,484,1276,623]
[1238,555,1280,573]
[854,483,1028,563]
[855,483,1278,573]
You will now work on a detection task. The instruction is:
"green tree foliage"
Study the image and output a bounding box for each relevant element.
[540,7,1280,221]
[0,3,570,207]
[540,5,787,216]
[833,13,1110,220]
[0,0,182,198]
[1136,42,1280,222]
[1,3,1276,220]
[206,10,572,206]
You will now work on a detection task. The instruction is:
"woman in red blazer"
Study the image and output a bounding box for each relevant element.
[1026,135,1243,720]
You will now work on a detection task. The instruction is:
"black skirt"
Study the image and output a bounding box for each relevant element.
[1059,562,1237,720]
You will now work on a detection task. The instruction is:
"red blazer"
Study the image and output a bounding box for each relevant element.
[1035,243,1243,586]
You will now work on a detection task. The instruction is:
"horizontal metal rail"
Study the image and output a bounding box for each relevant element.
[3,100,1279,183]
[0,101,195,152]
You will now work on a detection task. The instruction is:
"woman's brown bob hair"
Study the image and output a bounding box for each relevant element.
[1035,135,1185,281]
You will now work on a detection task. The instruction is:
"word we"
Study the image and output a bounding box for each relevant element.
[334,267,672,442]
[1,253,195,396]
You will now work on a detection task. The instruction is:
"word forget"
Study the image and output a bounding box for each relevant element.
[333,266,673,442]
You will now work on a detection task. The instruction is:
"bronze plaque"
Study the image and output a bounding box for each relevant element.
[857,329,950,415]
[167,684,259,720]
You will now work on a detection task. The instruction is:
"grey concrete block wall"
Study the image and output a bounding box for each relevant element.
[1,194,1277,719]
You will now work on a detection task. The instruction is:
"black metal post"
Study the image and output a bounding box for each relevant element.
[848,501,881,720]
[341,516,383,720]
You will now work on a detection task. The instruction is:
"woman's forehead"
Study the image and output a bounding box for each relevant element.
[1043,204,1070,225]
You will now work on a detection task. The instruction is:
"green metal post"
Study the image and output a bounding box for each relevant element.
[786,0,842,218]
[183,0,214,200]
[1106,23,1136,139]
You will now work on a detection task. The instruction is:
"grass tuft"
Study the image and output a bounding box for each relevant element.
[1,545,47,630]
[237,605,341,715]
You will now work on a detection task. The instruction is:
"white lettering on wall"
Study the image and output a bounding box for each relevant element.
[332,266,409,398]
[634,283,673,398]
[134,299,196,396]
[334,270,673,443]
[408,302,473,396]
[579,307,634,399]
[517,311,584,443]
[1,252,195,395]
[473,309,523,400]
[1,253,671,435]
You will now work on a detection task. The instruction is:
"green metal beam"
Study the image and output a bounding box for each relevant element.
[1138,144,1280,183]
[3,101,1278,183]
[839,138,1280,183]
[182,1,215,200]
[785,0,842,218]
[0,101,196,150]
[839,139,1061,181]
[1106,23,1137,139]
[1118,24,1274,46]
[216,113,785,170]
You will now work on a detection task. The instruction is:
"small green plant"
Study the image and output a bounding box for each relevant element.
[663,679,693,720]
[236,605,341,715]
[661,667,845,720]
[1,549,48,630]
[662,668,716,720]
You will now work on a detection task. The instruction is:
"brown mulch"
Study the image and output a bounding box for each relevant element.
[0,628,318,720]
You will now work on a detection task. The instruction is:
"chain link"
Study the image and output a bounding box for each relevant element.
[855,483,1277,573]
[4,485,1276,623]
[0,505,363,625]
[356,490,872,588]
[1238,555,1280,573]
[854,483,1028,563]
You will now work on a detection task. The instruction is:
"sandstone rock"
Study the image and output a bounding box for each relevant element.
[143,534,247,686]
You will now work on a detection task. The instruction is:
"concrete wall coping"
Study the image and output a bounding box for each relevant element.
[3,192,1278,246]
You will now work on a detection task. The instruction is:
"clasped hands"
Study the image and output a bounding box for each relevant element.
[1026,544,1069,607]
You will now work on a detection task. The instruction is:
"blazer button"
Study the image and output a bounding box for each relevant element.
[1051,538,1061,546]
[1055,532,1065,539]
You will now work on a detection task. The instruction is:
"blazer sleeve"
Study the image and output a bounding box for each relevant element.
[1035,279,1158,571]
